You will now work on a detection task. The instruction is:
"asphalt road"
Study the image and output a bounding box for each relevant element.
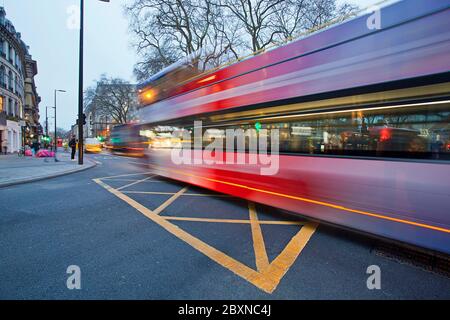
[1,152,449,299]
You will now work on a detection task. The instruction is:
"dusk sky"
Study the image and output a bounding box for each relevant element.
[3,0,383,130]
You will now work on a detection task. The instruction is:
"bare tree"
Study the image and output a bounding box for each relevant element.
[126,0,240,81]
[85,76,137,125]
[272,0,310,42]
[302,0,357,30]
[213,0,357,53]
[270,0,358,45]
[132,39,180,81]
[125,0,358,81]
[217,0,285,52]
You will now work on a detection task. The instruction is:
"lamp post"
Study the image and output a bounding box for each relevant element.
[78,0,110,165]
[54,89,66,161]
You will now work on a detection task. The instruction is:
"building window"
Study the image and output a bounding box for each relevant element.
[8,70,12,90]
[0,38,4,57]
[14,77,19,94]
[0,65,4,87]
[8,45,13,63]
[8,98,12,116]
[0,96,3,112]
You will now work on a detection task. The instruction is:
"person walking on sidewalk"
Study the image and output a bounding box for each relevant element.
[31,139,40,157]
[69,135,77,161]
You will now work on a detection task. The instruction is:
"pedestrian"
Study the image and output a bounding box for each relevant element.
[31,139,40,157]
[29,142,34,156]
[69,135,77,161]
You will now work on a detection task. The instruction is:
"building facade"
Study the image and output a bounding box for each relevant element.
[84,102,114,140]
[0,7,40,154]
[24,53,41,144]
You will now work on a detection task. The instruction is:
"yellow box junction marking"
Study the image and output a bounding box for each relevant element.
[116,176,155,191]
[122,190,232,197]
[93,174,318,294]
[249,202,270,272]
[153,187,188,215]
[164,216,304,225]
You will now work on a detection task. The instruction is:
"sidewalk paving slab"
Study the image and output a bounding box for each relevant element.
[0,150,96,188]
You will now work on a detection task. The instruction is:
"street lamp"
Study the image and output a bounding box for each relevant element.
[54,89,66,161]
[78,0,110,165]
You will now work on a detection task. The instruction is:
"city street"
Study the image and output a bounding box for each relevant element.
[1,152,449,299]
[0,0,449,307]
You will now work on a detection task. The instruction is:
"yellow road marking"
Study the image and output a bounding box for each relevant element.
[116,176,155,191]
[249,202,270,272]
[182,193,232,197]
[164,216,304,225]
[97,171,154,180]
[152,165,450,234]
[94,178,264,290]
[100,178,163,183]
[122,190,232,197]
[254,222,318,291]
[122,191,179,196]
[153,187,188,215]
[94,176,318,293]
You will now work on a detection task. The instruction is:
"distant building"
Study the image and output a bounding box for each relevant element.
[84,102,114,140]
[0,7,41,154]
[24,53,41,143]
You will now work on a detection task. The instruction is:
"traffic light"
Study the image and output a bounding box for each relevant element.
[76,113,87,126]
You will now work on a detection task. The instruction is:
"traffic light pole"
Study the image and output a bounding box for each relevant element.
[77,0,84,165]
[45,107,49,137]
[77,0,109,165]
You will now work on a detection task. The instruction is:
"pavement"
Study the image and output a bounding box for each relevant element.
[0,152,449,299]
[0,149,96,188]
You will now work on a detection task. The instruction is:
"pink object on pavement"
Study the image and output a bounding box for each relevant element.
[24,149,32,156]
[36,149,54,158]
